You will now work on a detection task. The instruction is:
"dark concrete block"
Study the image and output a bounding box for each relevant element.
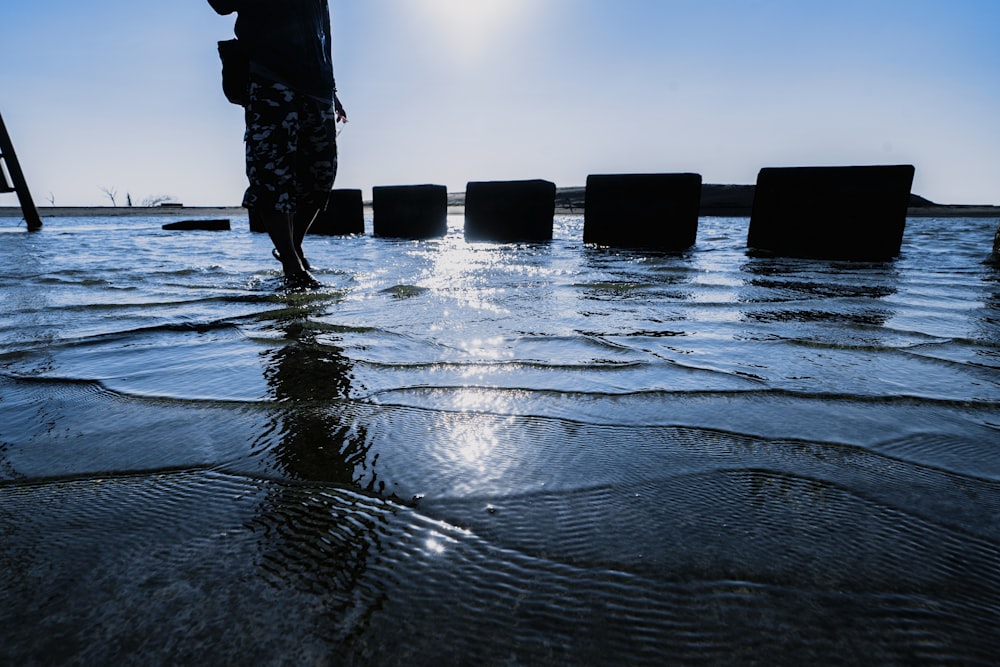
[748,165,915,261]
[372,184,448,239]
[464,179,556,243]
[248,208,266,233]
[584,173,702,250]
[310,189,365,236]
[162,219,231,231]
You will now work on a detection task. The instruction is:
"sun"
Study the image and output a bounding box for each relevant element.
[407,0,540,62]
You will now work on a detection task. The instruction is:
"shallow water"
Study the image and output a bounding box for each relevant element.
[1,213,999,665]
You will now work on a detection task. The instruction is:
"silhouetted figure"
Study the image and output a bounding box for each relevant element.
[209,0,348,289]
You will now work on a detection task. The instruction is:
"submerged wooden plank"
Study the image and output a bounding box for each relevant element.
[162,219,231,231]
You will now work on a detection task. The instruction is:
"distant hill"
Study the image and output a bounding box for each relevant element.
[695,185,939,215]
[448,184,960,216]
[539,185,994,217]
[5,187,993,220]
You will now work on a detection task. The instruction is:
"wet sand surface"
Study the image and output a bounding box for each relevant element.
[1,213,998,665]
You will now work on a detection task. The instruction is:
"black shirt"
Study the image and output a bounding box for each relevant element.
[209,0,336,102]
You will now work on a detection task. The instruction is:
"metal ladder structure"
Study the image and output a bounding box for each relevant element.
[0,111,42,231]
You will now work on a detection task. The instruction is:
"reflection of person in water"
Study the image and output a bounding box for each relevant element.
[260,321,376,487]
[208,0,348,289]
[250,320,389,633]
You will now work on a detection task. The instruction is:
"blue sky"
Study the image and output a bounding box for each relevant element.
[1,0,998,206]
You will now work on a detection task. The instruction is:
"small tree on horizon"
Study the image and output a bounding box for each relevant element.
[140,194,178,207]
[99,185,118,207]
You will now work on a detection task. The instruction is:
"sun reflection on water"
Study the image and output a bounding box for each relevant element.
[428,388,523,493]
[424,535,447,556]
[416,229,563,317]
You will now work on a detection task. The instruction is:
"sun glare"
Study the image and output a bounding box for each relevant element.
[408,0,539,62]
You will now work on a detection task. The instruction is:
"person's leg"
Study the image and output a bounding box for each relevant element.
[291,206,321,267]
[259,210,305,274]
[243,78,321,286]
[271,211,313,270]
[269,213,319,288]
[271,204,319,271]
[292,96,339,261]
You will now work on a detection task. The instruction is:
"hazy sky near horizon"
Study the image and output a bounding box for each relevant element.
[1,0,998,207]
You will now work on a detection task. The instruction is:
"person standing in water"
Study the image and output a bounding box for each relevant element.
[209,0,348,289]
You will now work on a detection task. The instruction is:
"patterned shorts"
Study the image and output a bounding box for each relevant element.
[243,76,338,214]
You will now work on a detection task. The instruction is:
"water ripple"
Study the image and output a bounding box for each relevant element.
[2,215,999,663]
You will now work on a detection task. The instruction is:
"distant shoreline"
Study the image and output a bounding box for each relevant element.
[0,206,248,219]
[3,184,999,219]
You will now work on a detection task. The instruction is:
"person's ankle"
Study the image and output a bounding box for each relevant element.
[296,247,311,270]
[273,248,310,271]
[284,269,322,290]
